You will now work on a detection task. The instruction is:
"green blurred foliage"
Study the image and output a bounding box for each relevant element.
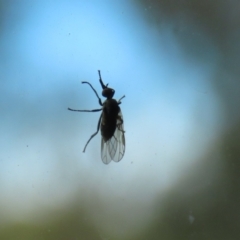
[0,207,100,240]
[137,124,240,240]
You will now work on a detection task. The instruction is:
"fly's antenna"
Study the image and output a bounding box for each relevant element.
[98,70,108,89]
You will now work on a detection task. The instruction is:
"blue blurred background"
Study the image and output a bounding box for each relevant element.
[1,0,240,239]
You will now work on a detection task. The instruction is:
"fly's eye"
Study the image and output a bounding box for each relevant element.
[102,88,115,98]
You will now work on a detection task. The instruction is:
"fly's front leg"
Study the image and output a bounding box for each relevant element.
[81,81,103,106]
[118,95,125,105]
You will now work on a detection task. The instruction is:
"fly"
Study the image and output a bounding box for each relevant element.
[68,70,125,164]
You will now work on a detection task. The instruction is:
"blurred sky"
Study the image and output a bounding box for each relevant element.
[0,0,223,235]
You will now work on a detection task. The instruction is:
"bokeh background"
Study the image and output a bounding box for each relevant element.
[1,0,240,239]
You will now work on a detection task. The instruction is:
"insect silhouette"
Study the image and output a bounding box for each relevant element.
[68,70,125,164]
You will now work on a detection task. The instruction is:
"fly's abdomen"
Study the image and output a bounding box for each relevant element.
[101,99,119,141]
[101,115,117,142]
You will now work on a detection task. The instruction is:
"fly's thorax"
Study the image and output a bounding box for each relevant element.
[102,99,120,116]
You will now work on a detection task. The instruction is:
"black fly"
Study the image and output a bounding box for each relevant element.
[68,70,125,164]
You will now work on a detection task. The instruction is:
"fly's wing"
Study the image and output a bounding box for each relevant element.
[101,110,125,164]
[113,110,125,162]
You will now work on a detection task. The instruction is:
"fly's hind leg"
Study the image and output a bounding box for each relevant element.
[83,114,102,152]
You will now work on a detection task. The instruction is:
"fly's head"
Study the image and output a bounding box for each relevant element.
[102,87,115,99]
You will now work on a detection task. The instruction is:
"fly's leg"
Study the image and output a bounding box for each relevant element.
[118,95,125,105]
[81,81,103,106]
[83,114,102,152]
[68,108,102,112]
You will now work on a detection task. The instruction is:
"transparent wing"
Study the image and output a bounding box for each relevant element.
[101,110,125,164]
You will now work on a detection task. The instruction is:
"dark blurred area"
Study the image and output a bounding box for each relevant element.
[138,0,240,124]
[1,0,240,239]
[135,0,240,239]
